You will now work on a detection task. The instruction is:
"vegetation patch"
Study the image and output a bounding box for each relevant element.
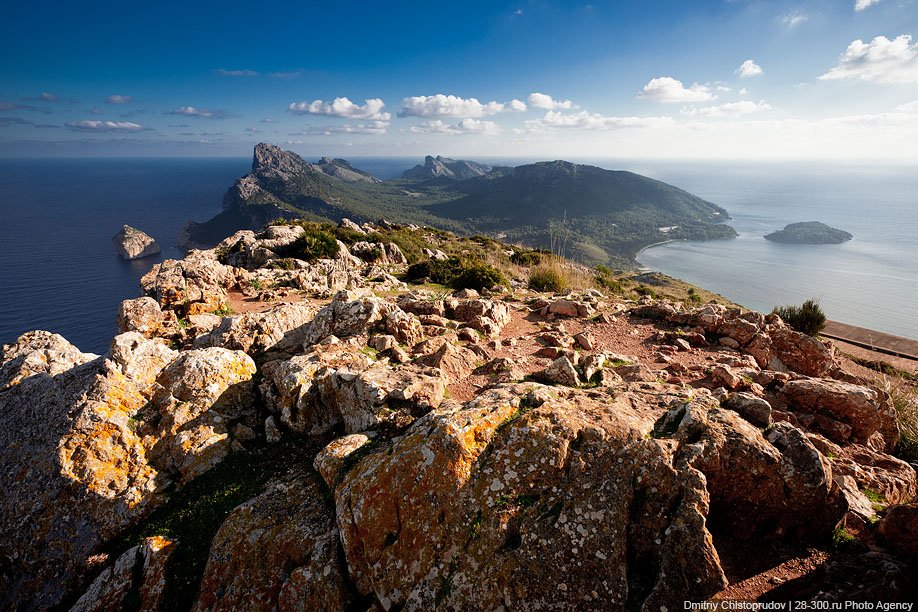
[274,224,340,262]
[772,298,826,336]
[406,256,506,291]
[108,437,326,610]
[528,261,571,293]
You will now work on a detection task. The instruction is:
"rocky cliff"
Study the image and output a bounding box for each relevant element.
[401,155,495,180]
[1,220,916,610]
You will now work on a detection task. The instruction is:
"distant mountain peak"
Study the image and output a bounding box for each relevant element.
[249,143,380,183]
[403,155,493,180]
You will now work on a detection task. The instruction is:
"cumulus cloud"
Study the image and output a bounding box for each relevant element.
[736,60,763,78]
[216,68,257,76]
[527,92,575,110]
[65,120,148,132]
[287,97,390,121]
[895,100,918,112]
[681,100,774,118]
[855,0,881,10]
[398,94,504,118]
[818,35,918,84]
[409,118,500,135]
[292,121,390,135]
[778,10,808,28]
[167,106,230,119]
[638,77,715,103]
[104,95,132,104]
[508,99,527,111]
[533,110,675,130]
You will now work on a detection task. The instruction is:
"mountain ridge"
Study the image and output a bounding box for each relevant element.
[181,143,737,265]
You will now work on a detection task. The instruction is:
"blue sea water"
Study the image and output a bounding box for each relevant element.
[0,158,249,353]
[631,161,918,340]
[0,157,915,355]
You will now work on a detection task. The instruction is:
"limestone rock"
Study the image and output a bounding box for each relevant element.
[193,301,318,353]
[879,503,918,558]
[117,297,167,337]
[0,330,97,392]
[71,536,175,612]
[302,291,396,346]
[333,384,726,610]
[141,251,238,314]
[780,378,899,451]
[113,224,161,260]
[723,391,772,428]
[194,469,351,611]
[538,356,580,387]
[314,433,374,487]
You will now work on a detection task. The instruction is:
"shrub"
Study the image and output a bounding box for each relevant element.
[594,266,624,294]
[406,256,506,291]
[772,298,826,336]
[528,262,570,293]
[275,227,339,262]
[510,249,543,267]
[454,262,506,291]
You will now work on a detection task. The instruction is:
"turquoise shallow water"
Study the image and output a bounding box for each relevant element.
[631,162,918,340]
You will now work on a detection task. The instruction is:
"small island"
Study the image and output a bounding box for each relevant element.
[113,224,161,260]
[764,221,853,244]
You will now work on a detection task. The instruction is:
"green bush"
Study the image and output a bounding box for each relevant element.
[510,249,543,267]
[528,263,570,293]
[275,227,339,262]
[406,256,505,291]
[772,299,826,336]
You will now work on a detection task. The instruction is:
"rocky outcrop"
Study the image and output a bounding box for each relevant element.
[3,220,917,609]
[113,224,161,260]
[330,384,727,610]
[194,468,351,611]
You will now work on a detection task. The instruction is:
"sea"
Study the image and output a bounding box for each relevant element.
[0,157,915,355]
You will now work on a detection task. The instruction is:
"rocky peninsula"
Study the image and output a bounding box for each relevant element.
[765,221,853,244]
[113,224,161,260]
[1,219,916,609]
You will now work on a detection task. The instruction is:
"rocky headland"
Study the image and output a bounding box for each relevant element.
[1,219,916,610]
[113,224,161,260]
[765,221,853,244]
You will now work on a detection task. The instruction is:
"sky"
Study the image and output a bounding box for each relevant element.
[1,0,917,160]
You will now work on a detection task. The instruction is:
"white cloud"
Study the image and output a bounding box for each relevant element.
[855,0,881,11]
[895,100,918,112]
[681,100,774,118]
[819,35,918,84]
[740,88,749,96]
[65,120,148,131]
[398,94,504,118]
[216,68,257,76]
[638,77,715,103]
[778,10,808,28]
[508,99,527,111]
[40,92,58,102]
[534,110,675,130]
[527,92,575,110]
[104,95,132,104]
[287,97,390,120]
[293,121,390,135]
[409,118,500,135]
[168,106,229,119]
[736,60,763,78]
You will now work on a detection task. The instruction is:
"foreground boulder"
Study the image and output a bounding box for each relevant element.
[331,383,727,610]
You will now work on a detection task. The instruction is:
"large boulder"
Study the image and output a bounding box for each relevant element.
[332,384,727,610]
[780,378,899,452]
[113,224,160,260]
[0,330,97,391]
[141,251,239,314]
[193,301,318,353]
[302,291,397,346]
[879,503,918,558]
[193,469,351,611]
[117,297,168,337]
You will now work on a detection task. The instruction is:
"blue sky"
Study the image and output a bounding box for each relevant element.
[1,0,917,159]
